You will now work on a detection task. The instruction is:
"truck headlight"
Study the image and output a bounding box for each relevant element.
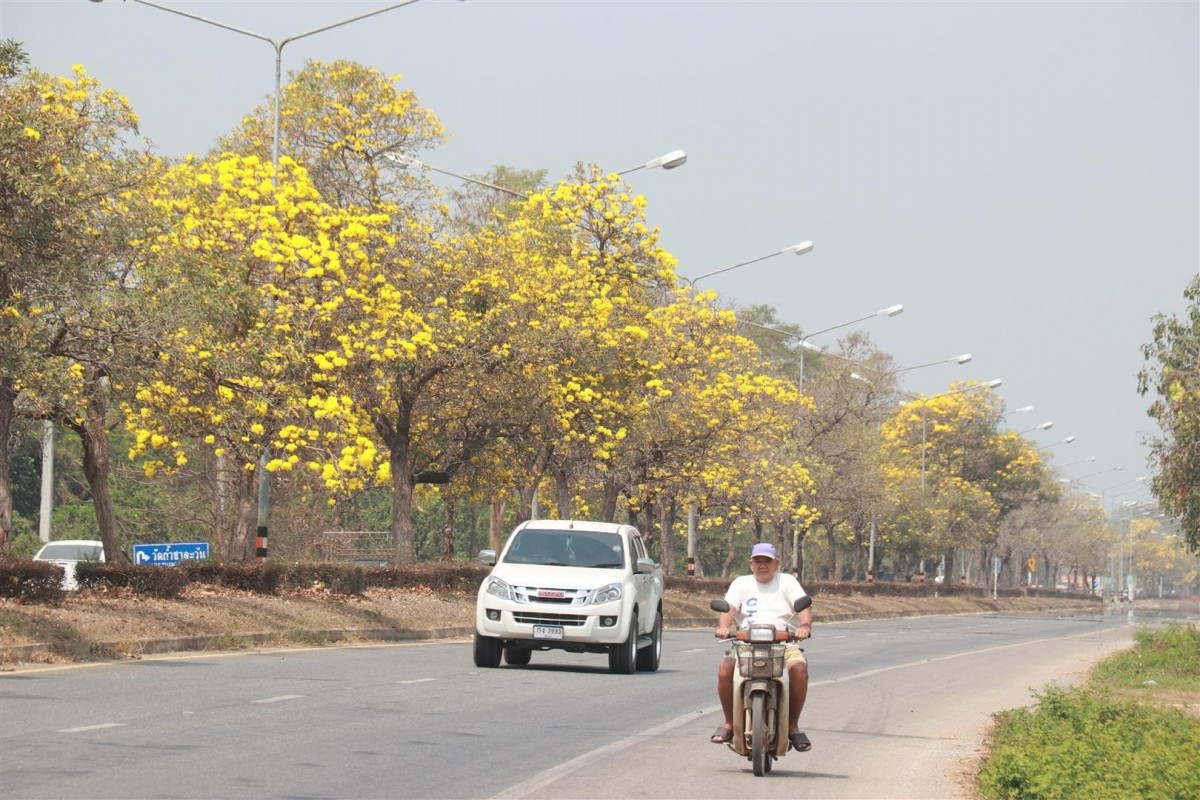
[590,583,622,604]
[485,576,514,602]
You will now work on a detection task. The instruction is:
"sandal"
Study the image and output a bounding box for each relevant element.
[710,726,733,744]
[789,731,812,752]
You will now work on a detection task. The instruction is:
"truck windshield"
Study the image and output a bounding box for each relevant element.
[36,542,103,561]
[503,530,625,568]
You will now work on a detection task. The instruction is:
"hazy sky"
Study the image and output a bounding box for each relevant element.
[5,0,1197,513]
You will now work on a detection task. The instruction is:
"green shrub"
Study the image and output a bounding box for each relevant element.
[78,563,189,599]
[283,563,366,595]
[0,558,65,602]
[977,625,1200,800]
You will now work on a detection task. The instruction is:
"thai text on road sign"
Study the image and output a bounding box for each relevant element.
[133,542,210,565]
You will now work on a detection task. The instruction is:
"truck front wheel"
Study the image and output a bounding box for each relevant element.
[608,611,638,674]
[635,609,662,672]
[474,632,502,668]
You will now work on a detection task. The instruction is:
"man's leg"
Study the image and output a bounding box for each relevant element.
[787,659,809,733]
[713,656,735,741]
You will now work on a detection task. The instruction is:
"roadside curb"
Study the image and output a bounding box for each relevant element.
[1,626,479,666]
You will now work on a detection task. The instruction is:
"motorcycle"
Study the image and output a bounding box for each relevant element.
[710,594,813,776]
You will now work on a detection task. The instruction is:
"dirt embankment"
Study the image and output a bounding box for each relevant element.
[0,583,1116,666]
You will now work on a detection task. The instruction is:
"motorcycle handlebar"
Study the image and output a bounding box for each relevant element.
[715,629,799,643]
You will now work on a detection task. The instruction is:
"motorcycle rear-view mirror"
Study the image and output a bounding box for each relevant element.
[710,598,730,614]
[793,595,813,613]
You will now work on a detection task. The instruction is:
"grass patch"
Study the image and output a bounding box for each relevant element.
[0,607,89,652]
[977,624,1200,800]
[1091,624,1200,694]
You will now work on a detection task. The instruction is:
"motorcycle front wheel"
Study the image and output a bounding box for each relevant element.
[750,692,768,777]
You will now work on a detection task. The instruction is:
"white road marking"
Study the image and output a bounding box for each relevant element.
[58,723,126,733]
[397,678,437,684]
[251,694,305,704]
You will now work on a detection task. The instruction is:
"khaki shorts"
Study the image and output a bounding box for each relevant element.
[783,644,807,666]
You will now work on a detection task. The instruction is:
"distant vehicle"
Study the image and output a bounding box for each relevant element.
[474,519,664,674]
[33,540,105,590]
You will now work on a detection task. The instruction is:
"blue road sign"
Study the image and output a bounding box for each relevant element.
[133,542,210,566]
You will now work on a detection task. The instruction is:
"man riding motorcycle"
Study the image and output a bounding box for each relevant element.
[712,542,813,752]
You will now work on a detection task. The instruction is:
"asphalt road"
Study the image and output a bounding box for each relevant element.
[0,609,1153,799]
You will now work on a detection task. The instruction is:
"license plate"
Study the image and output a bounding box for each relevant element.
[533,625,564,640]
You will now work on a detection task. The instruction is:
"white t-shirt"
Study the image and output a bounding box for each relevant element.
[725,572,808,630]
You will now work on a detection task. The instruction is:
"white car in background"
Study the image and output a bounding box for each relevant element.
[33,540,105,590]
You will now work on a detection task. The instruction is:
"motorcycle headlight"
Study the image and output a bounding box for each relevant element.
[748,625,777,643]
[485,576,514,602]
[590,583,622,605]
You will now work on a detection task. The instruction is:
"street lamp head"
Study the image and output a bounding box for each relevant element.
[1038,421,1053,431]
[953,354,972,365]
[384,152,419,168]
[1062,436,1076,444]
[880,304,904,317]
[649,149,687,170]
[616,149,688,175]
[985,379,1003,389]
[1008,404,1034,415]
[784,241,815,256]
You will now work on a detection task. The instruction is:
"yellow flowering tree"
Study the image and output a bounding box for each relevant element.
[0,53,151,559]
[122,153,404,558]
[216,59,446,215]
[880,382,1052,578]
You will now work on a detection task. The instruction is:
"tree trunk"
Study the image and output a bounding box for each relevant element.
[390,444,416,563]
[375,400,417,564]
[796,530,807,582]
[824,525,839,582]
[70,372,126,565]
[721,526,737,578]
[441,493,455,560]
[601,477,619,523]
[229,467,257,560]
[516,483,535,525]
[555,465,572,519]
[0,379,15,557]
[489,497,506,552]
[657,500,676,577]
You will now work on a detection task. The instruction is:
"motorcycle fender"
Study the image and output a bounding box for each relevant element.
[732,680,778,756]
[774,675,791,756]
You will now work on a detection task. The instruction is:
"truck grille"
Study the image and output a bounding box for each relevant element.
[512,586,589,606]
[513,612,586,627]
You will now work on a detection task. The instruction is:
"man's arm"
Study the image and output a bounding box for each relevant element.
[716,608,738,639]
[794,603,813,640]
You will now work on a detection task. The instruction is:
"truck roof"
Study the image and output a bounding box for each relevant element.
[516,519,637,535]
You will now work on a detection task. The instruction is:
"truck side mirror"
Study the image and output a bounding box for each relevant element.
[478,549,496,566]
[635,557,655,574]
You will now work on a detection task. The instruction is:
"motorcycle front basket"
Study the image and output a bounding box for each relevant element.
[736,643,785,678]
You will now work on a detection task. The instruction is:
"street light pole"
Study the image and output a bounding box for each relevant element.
[383,149,688,199]
[96,0,425,175]
[98,0,427,561]
[683,241,815,576]
[739,304,903,390]
[682,242,814,287]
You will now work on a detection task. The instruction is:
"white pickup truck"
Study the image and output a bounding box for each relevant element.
[474,519,665,674]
